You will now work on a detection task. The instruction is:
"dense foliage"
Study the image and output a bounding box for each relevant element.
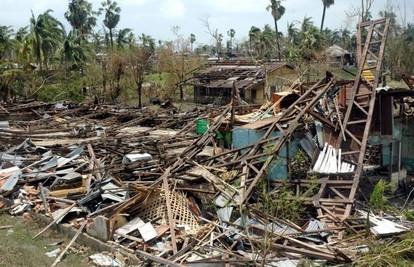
[0,0,412,104]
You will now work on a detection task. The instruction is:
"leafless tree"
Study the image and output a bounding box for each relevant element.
[171,26,190,101]
[346,0,375,22]
[200,16,222,58]
[128,47,153,108]
[396,0,408,28]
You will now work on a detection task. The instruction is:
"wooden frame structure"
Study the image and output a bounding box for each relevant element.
[315,18,391,224]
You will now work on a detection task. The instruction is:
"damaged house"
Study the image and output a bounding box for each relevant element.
[192,61,298,105]
[3,18,414,267]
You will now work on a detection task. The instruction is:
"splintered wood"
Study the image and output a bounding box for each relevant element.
[1,21,409,266]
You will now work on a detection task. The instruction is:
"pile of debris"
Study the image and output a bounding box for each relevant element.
[1,18,414,266]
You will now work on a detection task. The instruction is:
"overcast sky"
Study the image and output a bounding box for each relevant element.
[1,0,413,44]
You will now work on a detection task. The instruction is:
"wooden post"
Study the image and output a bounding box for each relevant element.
[161,168,178,254]
[51,220,88,267]
[230,82,236,127]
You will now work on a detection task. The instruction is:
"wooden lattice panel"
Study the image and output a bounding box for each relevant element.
[134,190,200,234]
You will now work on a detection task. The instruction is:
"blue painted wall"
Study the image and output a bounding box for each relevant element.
[232,127,300,180]
[369,118,414,172]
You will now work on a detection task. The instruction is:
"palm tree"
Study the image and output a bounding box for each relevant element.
[139,34,155,53]
[13,27,30,64]
[0,26,15,60]
[65,0,97,40]
[217,33,223,56]
[329,29,341,45]
[62,30,88,70]
[100,0,121,50]
[403,24,414,42]
[287,22,299,45]
[116,28,132,49]
[301,17,314,32]
[320,0,334,32]
[227,28,236,50]
[190,33,196,52]
[262,25,276,59]
[30,10,65,72]
[127,32,136,48]
[91,31,105,53]
[379,9,400,37]
[249,26,261,56]
[339,29,352,50]
[249,27,261,41]
[266,0,285,61]
[299,17,322,61]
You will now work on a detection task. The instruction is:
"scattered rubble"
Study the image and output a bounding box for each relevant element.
[1,18,414,266]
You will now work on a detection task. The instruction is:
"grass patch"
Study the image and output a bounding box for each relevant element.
[0,213,88,267]
[356,232,414,267]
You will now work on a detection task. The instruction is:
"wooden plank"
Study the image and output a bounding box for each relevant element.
[33,203,77,239]
[242,79,336,203]
[51,220,88,267]
[135,249,187,267]
[161,167,178,254]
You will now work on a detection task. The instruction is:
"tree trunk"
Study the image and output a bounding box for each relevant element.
[274,19,282,61]
[179,85,183,102]
[137,82,142,109]
[320,5,327,32]
[102,62,107,103]
[361,0,365,22]
[109,28,114,50]
[180,54,184,101]
[249,37,252,56]
[216,40,220,59]
[44,58,49,73]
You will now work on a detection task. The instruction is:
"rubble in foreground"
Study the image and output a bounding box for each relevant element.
[1,18,414,267]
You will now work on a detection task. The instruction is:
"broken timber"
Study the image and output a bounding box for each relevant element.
[316,18,391,224]
[203,74,336,203]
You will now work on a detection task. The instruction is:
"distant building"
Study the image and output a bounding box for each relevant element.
[325,45,354,66]
[192,61,298,105]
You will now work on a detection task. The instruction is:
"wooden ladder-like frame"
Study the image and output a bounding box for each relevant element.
[315,18,390,225]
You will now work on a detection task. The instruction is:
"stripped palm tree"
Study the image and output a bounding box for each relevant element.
[320,0,335,32]
[266,0,285,61]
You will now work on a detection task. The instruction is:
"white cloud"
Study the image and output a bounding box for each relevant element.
[160,0,186,18]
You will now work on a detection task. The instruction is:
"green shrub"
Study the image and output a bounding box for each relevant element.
[37,79,84,103]
[369,180,390,211]
[258,180,304,223]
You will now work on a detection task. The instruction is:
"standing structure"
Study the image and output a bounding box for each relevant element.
[192,61,298,105]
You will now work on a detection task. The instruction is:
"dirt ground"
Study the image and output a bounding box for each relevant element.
[0,213,89,267]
